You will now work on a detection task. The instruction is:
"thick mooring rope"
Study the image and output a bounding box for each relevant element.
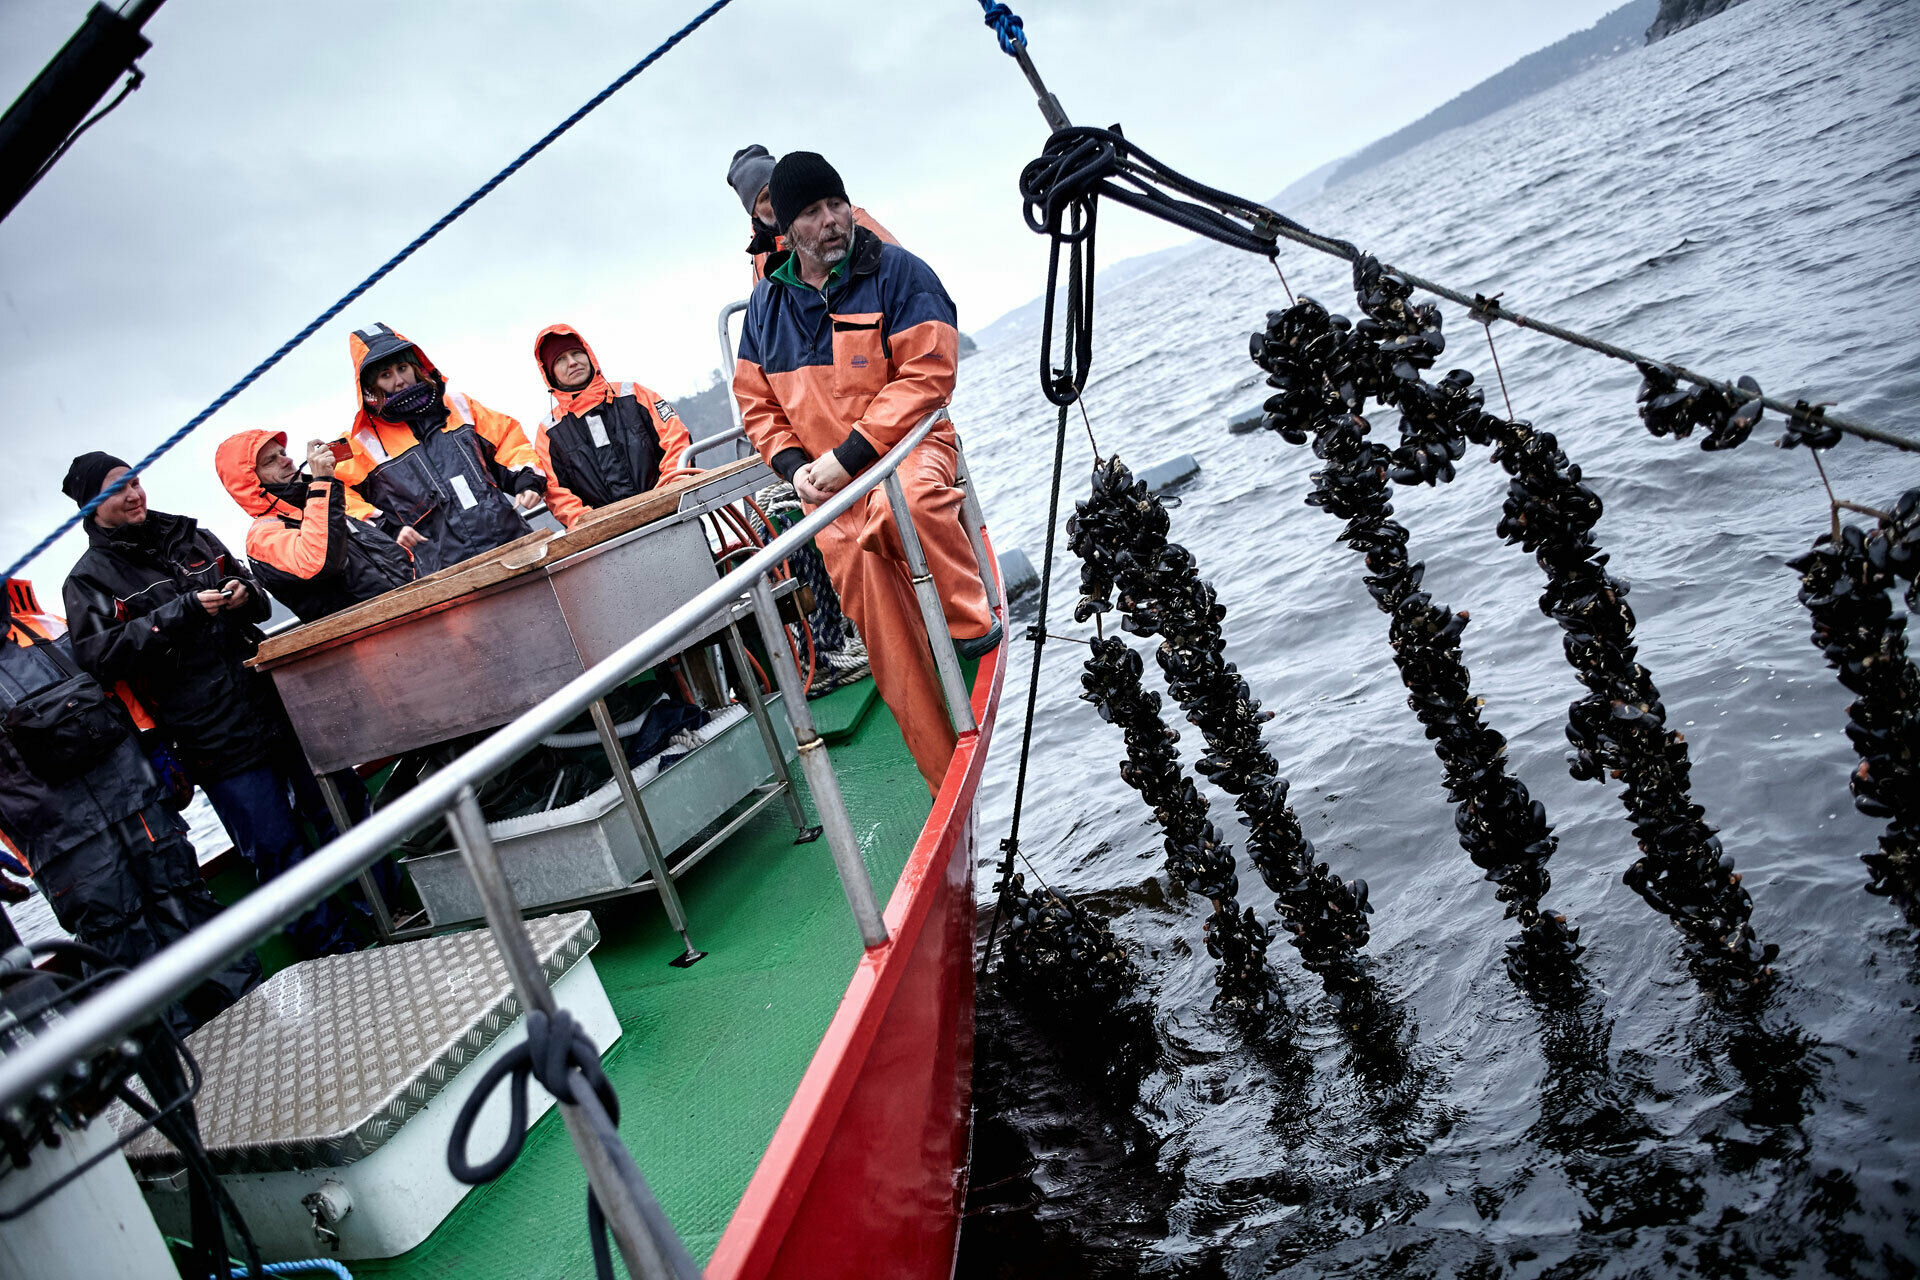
[984,10,1916,456]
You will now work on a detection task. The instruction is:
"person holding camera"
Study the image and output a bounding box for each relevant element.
[60,452,362,959]
[216,428,414,624]
[0,577,260,1034]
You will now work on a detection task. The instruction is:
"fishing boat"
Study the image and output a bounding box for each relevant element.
[0,7,1010,1268]
[1,391,1008,1280]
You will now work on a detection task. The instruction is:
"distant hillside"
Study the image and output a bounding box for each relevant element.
[672,373,735,444]
[1324,0,1657,189]
[1647,0,1749,40]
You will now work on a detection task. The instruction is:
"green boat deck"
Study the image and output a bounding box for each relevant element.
[346,676,931,1277]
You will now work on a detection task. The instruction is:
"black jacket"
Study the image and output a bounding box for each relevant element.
[63,512,289,784]
[0,623,161,869]
[354,395,543,578]
[252,477,415,624]
[544,391,672,512]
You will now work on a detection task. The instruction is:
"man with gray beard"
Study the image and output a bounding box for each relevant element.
[732,152,997,792]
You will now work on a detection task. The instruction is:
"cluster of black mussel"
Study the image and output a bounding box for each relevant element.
[1248,257,1777,990]
[1788,491,1920,914]
[993,868,1139,1019]
[1066,457,1375,1022]
[1634,363,1766,451]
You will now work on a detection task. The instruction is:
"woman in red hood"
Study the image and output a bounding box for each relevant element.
[215,428,413,625]
[531,325,698,529]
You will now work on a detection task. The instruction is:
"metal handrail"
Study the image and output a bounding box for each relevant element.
[681,298,751,469]
[0,410,947,1110]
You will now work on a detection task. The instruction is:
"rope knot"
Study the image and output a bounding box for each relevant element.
[447,1006,616,1187]
[978,2,1028,55]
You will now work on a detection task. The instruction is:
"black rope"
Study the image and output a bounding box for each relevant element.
[1011,125,1915,453]
[981,402,1074,976]
[1032,191,1095,406]
[448,1006,697,1280]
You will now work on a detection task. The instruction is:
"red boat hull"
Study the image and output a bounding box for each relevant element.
[708,569,1006,1280]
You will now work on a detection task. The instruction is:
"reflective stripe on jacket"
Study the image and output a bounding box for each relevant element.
[0,613,160,871]
[334,326,544,576]
[215,428,414,623]
[529,325,697,528]
[734,226,959,482]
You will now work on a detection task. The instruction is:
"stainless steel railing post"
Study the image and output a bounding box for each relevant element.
[950,434,1003,614]
[883,470,978,736]
[314,769,396,941]
[747,575,888,948]
[589,699,704,966]
[721,618,817,839]
[444,788,697,1280]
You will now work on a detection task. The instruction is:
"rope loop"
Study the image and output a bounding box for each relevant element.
[977,2,1028,55]
[447,1007,616,1185]
[447,1007,627,1278]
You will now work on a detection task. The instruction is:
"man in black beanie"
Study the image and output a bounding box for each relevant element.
[726,143,897,284]
[60,454,366,959]
[733,152,998,793]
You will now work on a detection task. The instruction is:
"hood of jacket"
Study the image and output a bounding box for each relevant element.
[349,323,449,433]
[215,429,300,521]
[534,323,613,419]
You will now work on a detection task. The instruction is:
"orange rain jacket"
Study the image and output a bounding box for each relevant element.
[734,225,991,789]
[214,428,413,623]
[529,325,697,529]
[749,206,899,284]
[334,324,545,577]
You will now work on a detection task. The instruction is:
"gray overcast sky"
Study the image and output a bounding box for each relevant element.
[0,0,1623,588]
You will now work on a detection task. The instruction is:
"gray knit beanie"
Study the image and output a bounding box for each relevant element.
[726,145,777,216]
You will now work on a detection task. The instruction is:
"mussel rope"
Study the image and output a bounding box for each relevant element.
[980,400,1073,977]
[979,9,1918,454]
[2,0,738,584]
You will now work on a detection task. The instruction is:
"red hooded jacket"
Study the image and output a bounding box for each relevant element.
[530,324,696,529]
[214,428,413,623]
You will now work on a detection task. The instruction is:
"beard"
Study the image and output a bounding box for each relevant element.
[793,210,855,268]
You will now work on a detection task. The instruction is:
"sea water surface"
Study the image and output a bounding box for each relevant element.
[951,0,1920,1274]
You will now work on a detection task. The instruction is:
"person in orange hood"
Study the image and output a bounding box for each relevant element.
[333,324,547,577]
[530,325,697,529]
[215,429,414,624]
[727,144,898,285]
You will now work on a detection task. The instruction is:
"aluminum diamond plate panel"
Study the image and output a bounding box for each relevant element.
[119,912,598,1174]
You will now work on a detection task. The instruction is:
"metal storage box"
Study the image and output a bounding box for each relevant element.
[402,696,799,926]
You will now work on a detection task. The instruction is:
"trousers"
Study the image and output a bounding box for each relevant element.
[32,803,261,1035]
[813,429,991,790]
[202,762,375,959]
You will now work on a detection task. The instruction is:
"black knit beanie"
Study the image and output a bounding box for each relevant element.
[768,152,847,231]
[62,451,130,508]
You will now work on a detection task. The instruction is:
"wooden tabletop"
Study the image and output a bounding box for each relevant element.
[252,458,762,669]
